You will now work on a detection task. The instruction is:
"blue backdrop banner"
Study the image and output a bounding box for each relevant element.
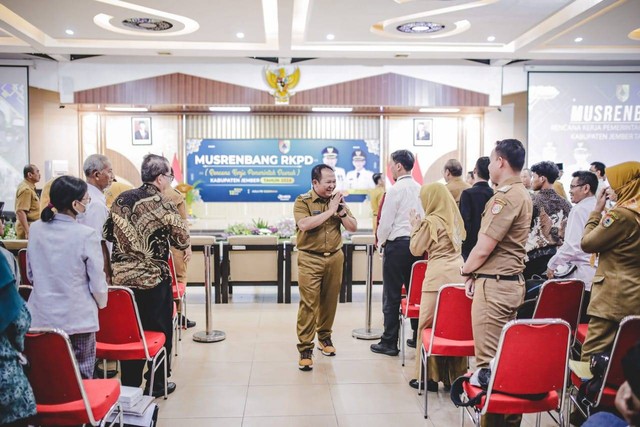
[186,139,380,202]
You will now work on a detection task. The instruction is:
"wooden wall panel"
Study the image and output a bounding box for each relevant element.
[74,72,488,108]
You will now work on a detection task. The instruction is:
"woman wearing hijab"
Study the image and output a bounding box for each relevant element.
[407,183,467,391]
[580,161,640,362]
[27,176,108,379]
[0,255,36,426]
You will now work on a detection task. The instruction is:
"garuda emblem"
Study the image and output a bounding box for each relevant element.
[264,66,301,104]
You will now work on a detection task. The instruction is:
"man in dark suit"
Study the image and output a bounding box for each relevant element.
[134,121,149,140]
[459,156,494,260]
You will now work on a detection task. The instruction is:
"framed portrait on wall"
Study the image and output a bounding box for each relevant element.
[414,118,433,146]
[132,117,152,145]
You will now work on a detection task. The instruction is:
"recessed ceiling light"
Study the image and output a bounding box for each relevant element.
[105,107,149,112]
[487,35,495,42]
[65,29,74,35]
[574,37,583,43]
[396,21,445,34]
[209,106,251,112]
[236,32,245,39]
[419,107,460,113]
[312,107,353,112]
[326,34,335,40]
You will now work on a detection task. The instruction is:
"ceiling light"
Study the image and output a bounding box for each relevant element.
[105,106,148,112]
[419,107,460,113]
[487,35,495,42]
[629,28,640,40]
[312,107,353,113]
[326,34,335,41]
[396,21,445,34]
[574,37,583,43]
[208,106,251,112]
[236,32,245,39]
[65,29,74,36]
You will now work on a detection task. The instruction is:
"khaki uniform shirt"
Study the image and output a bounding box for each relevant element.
[553,180,568,200]
[581,208,640,321]
[446,177,471,206]
[39,177,57,212]
[475,176,533,275]
[105,181,134,208]
[164,187,187,221]
[410,219,463,292]
[294,189,352,253]
[15,179,40,236]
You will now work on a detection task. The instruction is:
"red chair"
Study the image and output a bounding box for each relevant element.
[570,315,640,417]
[18,248,32,286]
[24,328,123,427]
[168,252,187,335]
[96,286,168,398]
[18,284,32,301]
[399,260,427,366]
[576,323,589,344]
[419,284,474,418]
[533,279,585,341]
[461,319,572,426]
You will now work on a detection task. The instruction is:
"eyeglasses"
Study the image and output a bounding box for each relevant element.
[569,183,587,189]
[163,173,175,182]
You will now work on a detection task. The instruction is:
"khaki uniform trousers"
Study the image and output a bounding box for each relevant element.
[580,316,619,362]
[170,246,188,284]
[296,250,343,353]
[414,290,467,382]
[472,278,525,427]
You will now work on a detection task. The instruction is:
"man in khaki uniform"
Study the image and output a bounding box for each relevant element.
[15,164,41,239]
[164,182,195,328]
[460,139,532,427]
[443,159,471,206]
[294,164,357,371]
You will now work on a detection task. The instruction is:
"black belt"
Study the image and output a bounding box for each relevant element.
[299,249,340,257]
[475,273,522,282]
[388,236,410,242]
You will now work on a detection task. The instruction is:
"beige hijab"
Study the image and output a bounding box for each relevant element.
[607,161,640,216]
[419,182,466,251]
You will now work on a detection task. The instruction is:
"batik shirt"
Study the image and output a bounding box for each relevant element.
[104,183,190,289]
[525,188,572,260]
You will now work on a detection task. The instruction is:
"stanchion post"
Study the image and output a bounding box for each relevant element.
[193,244,226,343]
[352,243,383,340]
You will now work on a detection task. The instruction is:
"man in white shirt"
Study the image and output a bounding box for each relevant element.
[321,146,346,191]
[371,150,424,356]
[547,171,598,308]
[590,161,609,197]
[78,154,114,245]
[78,154,115,378]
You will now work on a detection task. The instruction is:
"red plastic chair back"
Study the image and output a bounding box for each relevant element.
[24,329,84,405]
[432,284,474,341]
[168,252,178,286]
[533,279,584,332]
[602,315,640,390]
[18,248,32,286]
[96,287,143,345]
[405,261,427,309]
[490,320,571,397]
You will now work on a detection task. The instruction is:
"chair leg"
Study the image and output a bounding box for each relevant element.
[103,359,107,379]
[400,315,405,367]
[424,354,429,418]
[535,412,541,427]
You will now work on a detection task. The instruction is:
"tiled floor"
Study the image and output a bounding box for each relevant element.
[155,285,564,426]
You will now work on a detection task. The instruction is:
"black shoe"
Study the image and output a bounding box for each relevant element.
[370,343,400,356]
[94,362,118,379]
[426,380,439,392]
[406,338,416,349]
[179,315,196,328]
[409,379,424,389]
[144,381,177,398]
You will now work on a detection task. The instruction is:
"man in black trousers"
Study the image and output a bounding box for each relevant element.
[459,157,494,260]
[370,150,424,356]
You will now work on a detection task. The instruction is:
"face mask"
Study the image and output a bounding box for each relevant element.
[73,200,87,220]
